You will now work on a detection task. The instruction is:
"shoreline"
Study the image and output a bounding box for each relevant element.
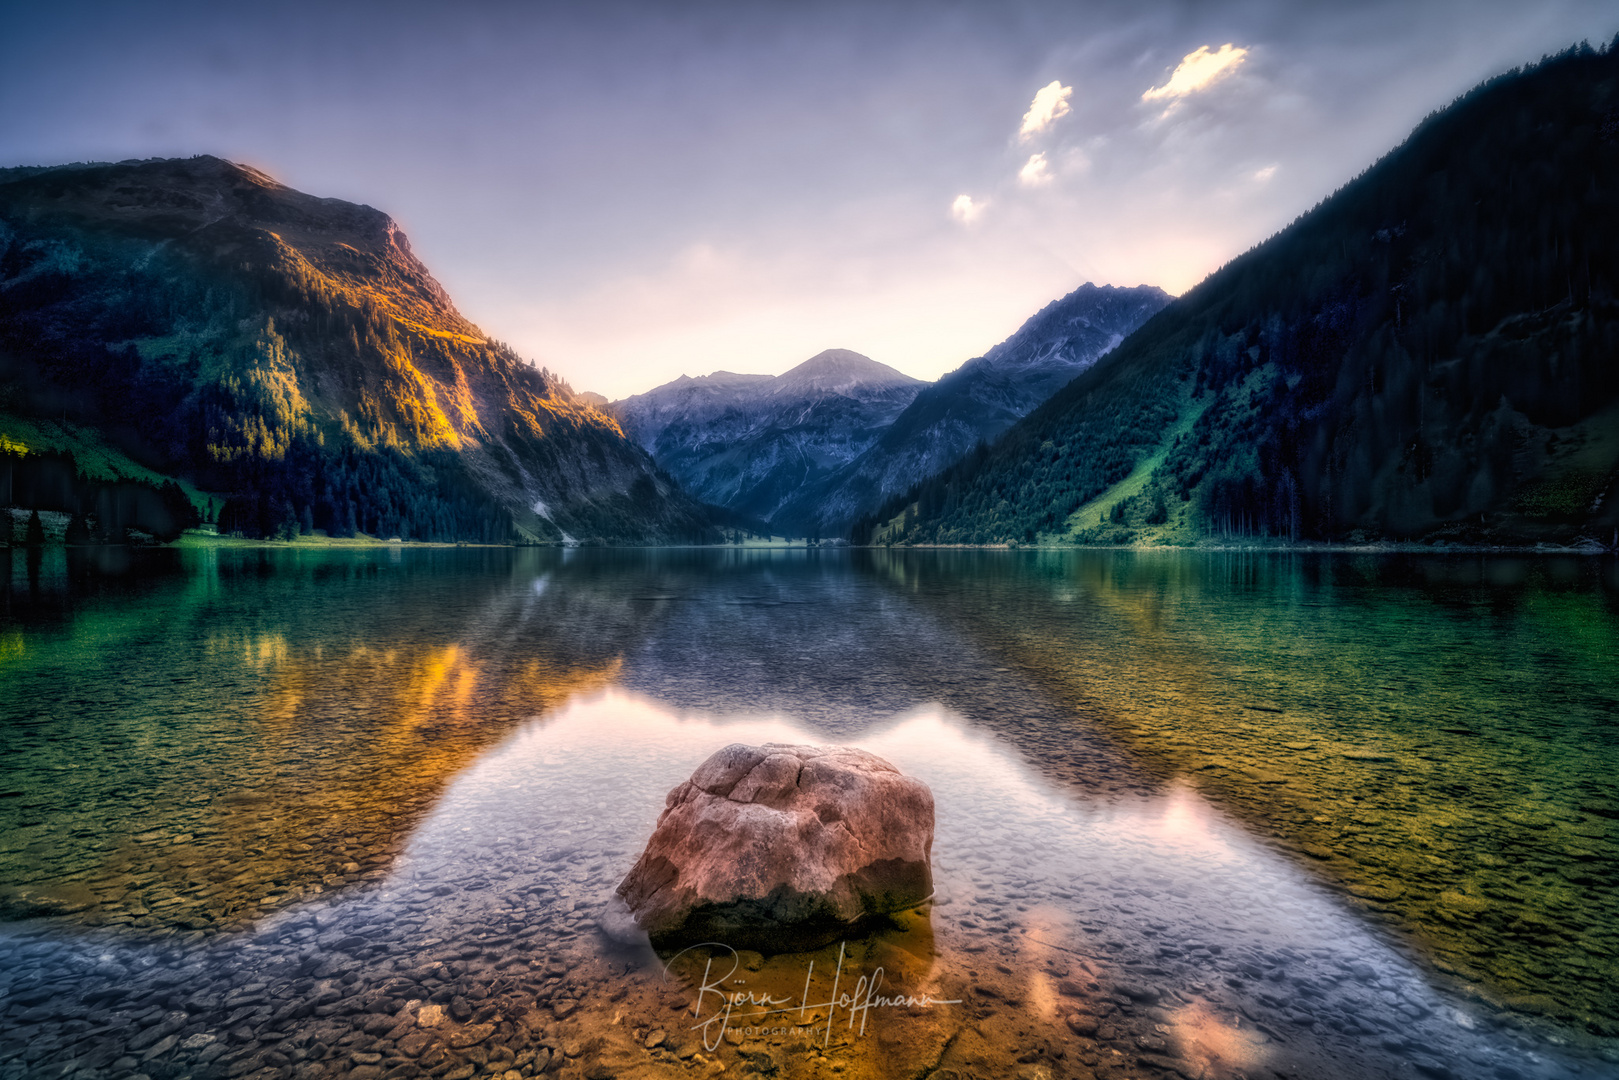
[859,539,1618,555]
[171,532,513,551]
[4,533,1613,556]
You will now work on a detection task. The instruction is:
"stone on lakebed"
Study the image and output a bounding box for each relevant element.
[614,742,935,951]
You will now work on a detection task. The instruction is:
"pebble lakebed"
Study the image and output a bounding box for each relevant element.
[2,696,1611,1080]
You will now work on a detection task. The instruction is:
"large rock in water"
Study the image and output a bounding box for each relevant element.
[616,743,935,951]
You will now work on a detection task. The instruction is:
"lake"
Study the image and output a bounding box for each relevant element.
[0,545,1615,1080]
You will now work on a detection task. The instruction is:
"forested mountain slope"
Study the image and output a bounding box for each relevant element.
[859,42,1619,549]
[0,156,715,543]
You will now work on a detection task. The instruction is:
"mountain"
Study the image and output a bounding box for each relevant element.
[612,349,924,527]
[859,41,1619,549]
[770,283,1169,536]
[0,156,716,544]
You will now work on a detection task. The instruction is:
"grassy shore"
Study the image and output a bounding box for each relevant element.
[172,530,513,550]
[865,538,1616,553]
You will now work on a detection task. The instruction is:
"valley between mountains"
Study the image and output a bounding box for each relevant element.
[3,44,1618,550]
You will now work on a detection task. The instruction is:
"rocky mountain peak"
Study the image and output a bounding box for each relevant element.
[0,155,715,543]
[610,348,927,524]
[775,349,922,397]
[974,283,1173,375]
[0,155,469,335]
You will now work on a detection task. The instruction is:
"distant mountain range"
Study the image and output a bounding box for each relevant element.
[769,283,1169,536]
[612,349,924,527]
[859,42,1619,549]
[613,285,1168,536]
[0,156,714,544]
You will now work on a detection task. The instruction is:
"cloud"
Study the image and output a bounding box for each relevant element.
[1019,80,1073,139]
[1142,44,1249,102]
[950,194,984,223]
[1253,164,1277,183]
[1019,152,1052,186]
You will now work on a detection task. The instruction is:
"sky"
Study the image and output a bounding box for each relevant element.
[3,1,1617,399]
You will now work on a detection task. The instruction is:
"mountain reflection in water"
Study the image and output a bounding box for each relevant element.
[0,547,1614,1080]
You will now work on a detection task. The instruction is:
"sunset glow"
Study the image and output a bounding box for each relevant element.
[4,3,1612,397]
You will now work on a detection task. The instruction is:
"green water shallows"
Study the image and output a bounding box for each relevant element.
[0,545,1615,1080]
[884,550,1619,1026]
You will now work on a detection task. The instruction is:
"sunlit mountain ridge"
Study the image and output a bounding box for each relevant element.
[0,156,715,543]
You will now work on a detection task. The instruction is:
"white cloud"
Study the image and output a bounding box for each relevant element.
[1019,80,1073,139]
[1254,164,1277,183]
[950,194,984,224]
[1019,152,1052,186]
[1142,44,1249,102]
